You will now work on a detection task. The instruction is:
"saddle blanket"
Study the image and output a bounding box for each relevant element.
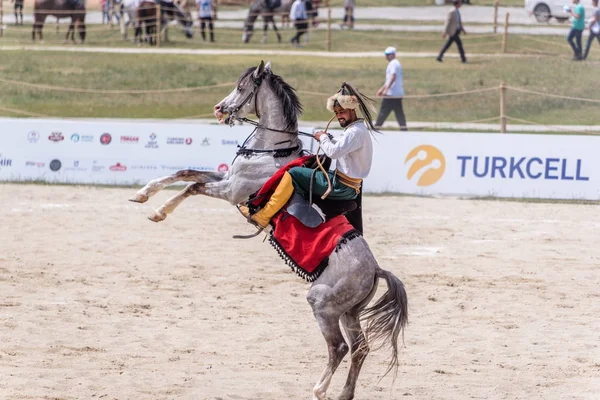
[269,212,360,282]
[249,156,361,282]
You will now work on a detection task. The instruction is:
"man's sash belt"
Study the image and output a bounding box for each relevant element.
[336,170,362,193]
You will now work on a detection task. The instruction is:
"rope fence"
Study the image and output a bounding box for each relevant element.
[1,80,598,134]
[0,4,576,54]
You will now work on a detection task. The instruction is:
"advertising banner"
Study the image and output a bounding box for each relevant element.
[356,131,599,200]
[0,118,315,186]
[2,118,599,200]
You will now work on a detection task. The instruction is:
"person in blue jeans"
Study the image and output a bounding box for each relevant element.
[584,0,600,59]
[566,0,585,60]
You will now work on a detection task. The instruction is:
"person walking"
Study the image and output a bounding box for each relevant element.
[375,47,408,131]
[197,0,216,42]
[11,0,24,25]
[341,0,355,29]
[583,0,600,59]
[289,0,308,47]
[436,0,467,64]
[566,0,585,60]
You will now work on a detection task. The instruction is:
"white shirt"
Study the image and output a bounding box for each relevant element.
[319,119,373,179]
[289,0,307,21]
[385,58,404,97]
[197,0,213,18]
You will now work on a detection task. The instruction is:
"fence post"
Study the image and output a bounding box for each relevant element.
[1,0,4,38]
[499,82,507,133]
[326,8,331,52]
[156,3,161,47]
[502,12,510,54]
[493,0,498,34]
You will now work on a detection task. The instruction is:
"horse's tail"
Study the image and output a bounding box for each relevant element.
[360,268,408,378]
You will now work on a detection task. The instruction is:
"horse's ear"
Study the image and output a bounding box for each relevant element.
[265,61,272,71]
[253,60,265,79]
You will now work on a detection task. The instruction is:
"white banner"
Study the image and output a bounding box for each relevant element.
[2,118,598,200]
[360,131,599,200]
[0,118,315,185]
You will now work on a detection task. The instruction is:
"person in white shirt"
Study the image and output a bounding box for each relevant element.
[244,83,377,231]
[375,46,408,131]
[289,0,308,46]
[197,0,216,42]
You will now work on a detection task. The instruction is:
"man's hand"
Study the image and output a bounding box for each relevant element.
[376,88,384,97]
[442,33,447,39]
[313,131,327,141]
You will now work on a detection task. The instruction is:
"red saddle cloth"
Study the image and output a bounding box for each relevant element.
[250,157,361,282]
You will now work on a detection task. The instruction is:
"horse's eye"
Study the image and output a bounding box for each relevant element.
[236,86,242,92]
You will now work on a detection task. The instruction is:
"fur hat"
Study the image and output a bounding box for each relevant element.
[325,82,379,131]
[326,89,360,112]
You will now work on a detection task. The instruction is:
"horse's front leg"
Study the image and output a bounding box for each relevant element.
[148,179,232,222]
[129,170,223,203]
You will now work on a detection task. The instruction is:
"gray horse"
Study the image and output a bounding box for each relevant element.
[129,61,408,400]
[242,0,293,44]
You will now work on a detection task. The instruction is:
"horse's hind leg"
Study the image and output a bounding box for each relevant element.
[338,280,379,400]
[308,306,348,400]
[129,170,223,203]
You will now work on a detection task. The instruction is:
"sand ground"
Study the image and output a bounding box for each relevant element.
[0,183,599,400]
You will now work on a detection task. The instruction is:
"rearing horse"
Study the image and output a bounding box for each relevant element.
[129,61,408,400]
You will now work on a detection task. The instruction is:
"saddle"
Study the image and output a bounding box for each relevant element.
[246,154,362,232]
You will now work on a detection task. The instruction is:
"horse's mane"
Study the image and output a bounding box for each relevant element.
[240,67,303,133]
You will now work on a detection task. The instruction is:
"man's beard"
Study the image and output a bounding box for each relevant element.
[338,118,348,127]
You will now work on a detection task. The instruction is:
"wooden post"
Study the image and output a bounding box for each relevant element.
[502,12,510,54]
[1,0,4,38]
[326,8,331,52]
[493,0,498,34]
[499,82,507,133]
[156,3,161,47]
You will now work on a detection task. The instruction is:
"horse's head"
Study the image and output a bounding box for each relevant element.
[214,61,302,134]
[214,61,271,125]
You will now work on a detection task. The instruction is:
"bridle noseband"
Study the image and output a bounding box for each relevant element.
[227,75,263,126]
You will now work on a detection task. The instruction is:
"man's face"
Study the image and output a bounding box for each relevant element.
[334,106,356,128]
[455,0,462,7]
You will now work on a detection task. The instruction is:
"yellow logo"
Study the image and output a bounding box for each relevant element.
[405,145,446,186]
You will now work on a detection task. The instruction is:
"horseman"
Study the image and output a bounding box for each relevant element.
[241,82,378,233]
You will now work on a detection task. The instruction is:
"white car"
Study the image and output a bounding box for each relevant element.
[525,0,594,23]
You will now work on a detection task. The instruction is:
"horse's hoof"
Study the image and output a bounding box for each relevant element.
[129,193,149,203]
[148,210,166,223]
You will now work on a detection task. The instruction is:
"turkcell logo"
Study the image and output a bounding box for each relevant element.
[405,145,446,186]
[457,156,589,181]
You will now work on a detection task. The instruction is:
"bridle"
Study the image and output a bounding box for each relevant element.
[225,73,314,158]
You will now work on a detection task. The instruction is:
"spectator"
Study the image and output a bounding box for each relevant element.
[289,0,307,47]
[11,0,24,25]
[436,0,467,64]
[100,0,108,24]
[375,46,408,131]
[341,0,355,29]
[566,0,585,60]
[112,0,122,23]
[583,0,600,60]
[197,0,216,42]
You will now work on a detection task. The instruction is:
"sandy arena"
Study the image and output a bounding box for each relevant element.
[0,183,598,400]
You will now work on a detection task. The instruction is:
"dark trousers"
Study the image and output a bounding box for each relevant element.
[343,6,354,26]
[200,17,214,42]
[438,31,466,62]
[375,98,408,131]
[567,28,583,59]
[583,31,600,59]
[291,20,308,43]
